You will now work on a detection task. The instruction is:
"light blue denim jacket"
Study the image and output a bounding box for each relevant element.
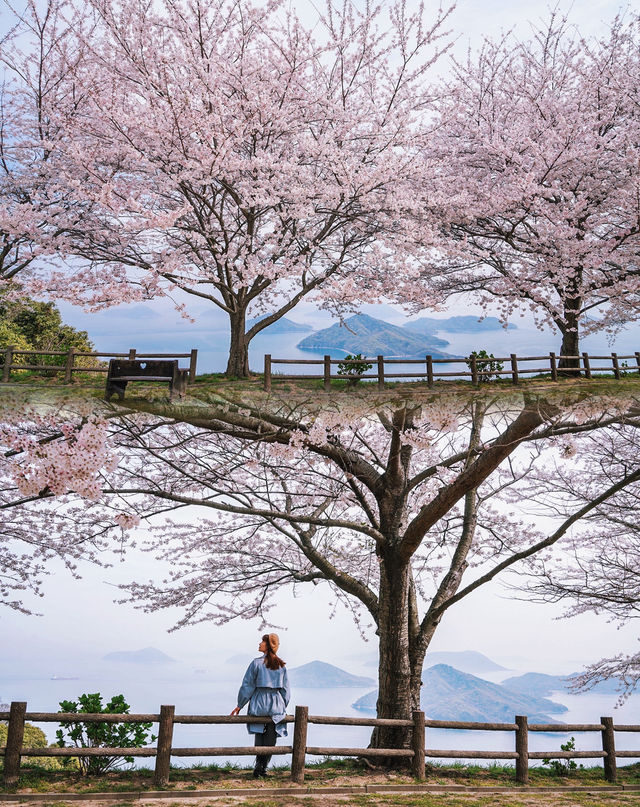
[237,655,291,736]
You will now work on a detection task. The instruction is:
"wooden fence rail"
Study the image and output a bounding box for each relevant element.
[263,351,640,391]
[0,348,198,385]
[2,702,639,787]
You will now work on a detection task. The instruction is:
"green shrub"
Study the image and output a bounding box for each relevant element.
[0,721,72,770]
[542,736,584,775]
[337,354,373,384]
[467,349,504,382]
[56,693,156,775]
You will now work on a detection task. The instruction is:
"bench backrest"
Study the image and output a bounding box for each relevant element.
[107,359,178,378]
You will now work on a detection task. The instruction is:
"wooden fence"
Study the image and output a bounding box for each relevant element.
[263,351,640,391]
[0,348,198,385]
[2,702,639,787]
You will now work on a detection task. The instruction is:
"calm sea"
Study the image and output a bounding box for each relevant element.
[82,318,640,377]
[4,661,639,768]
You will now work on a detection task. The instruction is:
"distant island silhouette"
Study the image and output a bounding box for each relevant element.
[352,664,567,723]
[102,647,176,664]
[502,671,625,697]
[404,316,516,335]
[297,313,456,358]
[288,660,375,688]
[247,315,313,334]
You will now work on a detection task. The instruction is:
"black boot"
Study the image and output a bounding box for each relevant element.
[253,761,268,778]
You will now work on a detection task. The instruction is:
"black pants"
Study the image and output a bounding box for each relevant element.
[254,721,277,771]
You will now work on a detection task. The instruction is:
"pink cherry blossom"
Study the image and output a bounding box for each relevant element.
[427,13,640,369]
[2,389,639,737]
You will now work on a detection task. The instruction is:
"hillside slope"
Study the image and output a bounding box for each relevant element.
[352,664,567,722]
[297,314,455,358]
[289,660,375,688]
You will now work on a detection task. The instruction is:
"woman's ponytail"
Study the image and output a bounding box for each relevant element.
[262,633,285,670]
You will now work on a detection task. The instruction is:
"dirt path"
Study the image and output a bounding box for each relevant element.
[4,787,640,807]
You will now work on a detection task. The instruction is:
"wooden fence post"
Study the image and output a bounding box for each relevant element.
[2,346,14,383]
[128,348,137,360]
[635,352,640,376]
[582,352,591,379]
[377,355,384,391]
[510,354,519,385]
[291,705,309,783]
[189,349,198,384]
[154,704,175,786]
[411,710,426,781]
[601,716,617,783]
[323,356,331,392]
[4,701,27,786]
[426,356,433,388]
[611,353,620,380]
[470,354,478,386]
[549,352,558,382]
[515,715,528,785]
[64,348,76,384]
[264,354,272,392]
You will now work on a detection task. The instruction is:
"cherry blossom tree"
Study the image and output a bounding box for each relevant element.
[428,14,640,370]
[3,387,640,754]
[0,0,93,291]
[0,401,121,613]
[25,0,452,376]
[522,423,640,701]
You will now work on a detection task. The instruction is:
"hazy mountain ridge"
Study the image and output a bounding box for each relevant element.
[289,660,375,688]
[502,671,625,697]
[247,315,313,334]
[102,647,176,664]
[352,664,567,723]
[424,651,507,673]
[297,314,456,358]
[361,650,506,673]
[404,316,516,334]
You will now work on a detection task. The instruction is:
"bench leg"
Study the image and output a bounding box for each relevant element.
[177,372,188,399]
[105,381,127,402]
[170,372,188,401]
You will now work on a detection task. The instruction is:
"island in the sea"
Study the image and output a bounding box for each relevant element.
[358,649,507,674]
[248,315,313,334]
[288,660,375,688]
[403,316,516,334]
[502,671,625,697]
[422,650,507,673]
[102,647,176,664]
[352,664,567,723]
[297,314,457,358]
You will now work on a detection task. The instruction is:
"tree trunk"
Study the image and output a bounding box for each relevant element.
[557,281,582,375]
[370,557,414,758]
[225,309,250,377]
[558,321,580,375]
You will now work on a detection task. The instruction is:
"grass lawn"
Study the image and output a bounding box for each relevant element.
[1,370,639,418]
[2,759,640,793]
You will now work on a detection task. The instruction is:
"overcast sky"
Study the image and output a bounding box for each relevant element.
[4,0,640,695]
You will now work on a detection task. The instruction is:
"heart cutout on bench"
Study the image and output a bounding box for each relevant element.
[139,362,146,369]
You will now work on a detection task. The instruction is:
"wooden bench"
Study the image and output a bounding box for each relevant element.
[105,359,188,402]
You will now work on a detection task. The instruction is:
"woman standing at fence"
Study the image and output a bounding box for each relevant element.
[231,633,290,778]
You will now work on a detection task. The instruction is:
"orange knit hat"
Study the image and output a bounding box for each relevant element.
[268,633,280,653]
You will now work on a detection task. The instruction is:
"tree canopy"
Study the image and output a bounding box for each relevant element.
[0,292,95,367]
[2,387,639,747]
[428,14,640,367]
[2,3,640,374]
